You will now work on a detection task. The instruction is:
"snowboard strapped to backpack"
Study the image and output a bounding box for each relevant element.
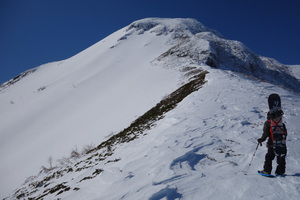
[268,93,284,119]
[268,94,287,156]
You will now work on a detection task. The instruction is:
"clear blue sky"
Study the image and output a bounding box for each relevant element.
[1,0,300,84]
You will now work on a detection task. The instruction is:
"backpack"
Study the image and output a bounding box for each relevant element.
[267,93,287,156]
[269,116,287,156]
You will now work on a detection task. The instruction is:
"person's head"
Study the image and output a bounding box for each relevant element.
[270,109,284,120]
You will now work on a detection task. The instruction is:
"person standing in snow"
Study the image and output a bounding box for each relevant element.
[258,110,287,176]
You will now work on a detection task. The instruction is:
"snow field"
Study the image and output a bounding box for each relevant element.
[57,67,300,200]
[0,25,183,198]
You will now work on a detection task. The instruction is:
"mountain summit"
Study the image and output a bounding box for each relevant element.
[120,18,299,92]
[121,18,223,38]
[1,18,299,199]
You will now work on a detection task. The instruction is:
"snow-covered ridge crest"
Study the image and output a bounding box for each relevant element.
[153,25,300,93]
[119,18,223,41]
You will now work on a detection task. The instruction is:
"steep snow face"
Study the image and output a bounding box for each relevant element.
[0,18,206,198]
[1,18,299,199]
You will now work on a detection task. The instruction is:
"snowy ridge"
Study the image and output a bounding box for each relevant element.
[1,18,300,199]
[0,68,37,92]
[153,28,300,93]
[122,18,223,41]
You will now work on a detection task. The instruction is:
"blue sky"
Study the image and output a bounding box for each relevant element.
[1,0,300,84]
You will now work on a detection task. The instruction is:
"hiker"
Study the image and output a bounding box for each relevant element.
[258,109,287,176]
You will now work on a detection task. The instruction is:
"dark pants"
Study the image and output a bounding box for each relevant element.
[263,147,286,175]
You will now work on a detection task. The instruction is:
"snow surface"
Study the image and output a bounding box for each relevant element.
[288,65,300,80]
[62,68,300,200]
[1,18,300,199]
[0,19,184,198]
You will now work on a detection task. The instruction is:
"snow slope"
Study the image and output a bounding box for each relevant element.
[6,67,300,200]
[288,65,300,80]
[79,69,300,200]
[1,18,300,199]
[0,18,188,198]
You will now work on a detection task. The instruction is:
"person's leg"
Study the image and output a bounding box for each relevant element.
[263,148,275,173]
[275,155,286,175]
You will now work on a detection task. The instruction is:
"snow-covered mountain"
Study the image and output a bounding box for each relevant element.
[1,18,299,199]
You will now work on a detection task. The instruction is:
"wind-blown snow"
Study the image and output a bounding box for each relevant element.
[1,18,300,199]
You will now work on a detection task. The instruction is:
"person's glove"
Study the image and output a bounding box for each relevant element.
[257,138,263,146]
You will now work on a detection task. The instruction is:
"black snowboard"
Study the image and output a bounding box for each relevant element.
[268,93,281,113]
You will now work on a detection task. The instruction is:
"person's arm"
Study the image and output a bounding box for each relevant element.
[258,120,270,144]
